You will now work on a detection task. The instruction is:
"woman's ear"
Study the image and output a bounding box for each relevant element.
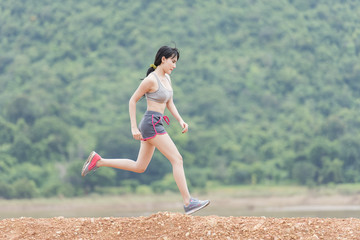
[161,56,166,64]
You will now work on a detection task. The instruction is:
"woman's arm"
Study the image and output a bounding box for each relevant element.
[166,98,188,133]
[129,78,153,140]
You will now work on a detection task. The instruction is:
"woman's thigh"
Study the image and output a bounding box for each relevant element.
[148,134,182,164]
[136,140,156,169]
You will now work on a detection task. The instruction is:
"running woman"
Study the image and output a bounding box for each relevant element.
[81,46,210,215]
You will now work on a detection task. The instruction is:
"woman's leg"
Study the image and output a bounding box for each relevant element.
[148,134,191,206]
[96,141,155,173]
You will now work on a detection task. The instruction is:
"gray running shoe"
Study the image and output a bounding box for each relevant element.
[81,151,101,177]
[184,197,210,215]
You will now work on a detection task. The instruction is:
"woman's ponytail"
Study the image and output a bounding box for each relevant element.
[146,64,157,76]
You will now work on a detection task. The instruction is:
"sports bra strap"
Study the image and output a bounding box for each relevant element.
[153,72,161,85]
[165,74,171,85]
[153,72,171,86]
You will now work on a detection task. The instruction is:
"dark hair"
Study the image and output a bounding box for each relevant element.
[146,46,180,76]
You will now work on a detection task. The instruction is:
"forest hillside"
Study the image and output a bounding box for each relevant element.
[1,0,360,198]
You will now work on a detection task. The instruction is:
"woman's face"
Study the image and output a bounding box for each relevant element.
[161,55,177,75]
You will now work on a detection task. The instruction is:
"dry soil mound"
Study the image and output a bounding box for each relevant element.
[1,212,359,239]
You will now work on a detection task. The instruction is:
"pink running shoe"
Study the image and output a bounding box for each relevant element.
[81,151,101,177]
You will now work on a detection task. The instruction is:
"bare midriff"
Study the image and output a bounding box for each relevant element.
[146,100,167,114]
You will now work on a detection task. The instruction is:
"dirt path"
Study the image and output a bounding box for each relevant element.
[1,212,359,240]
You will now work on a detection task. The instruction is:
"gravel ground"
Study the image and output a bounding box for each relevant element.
[1,212,360,239]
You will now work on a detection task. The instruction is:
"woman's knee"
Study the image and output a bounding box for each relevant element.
[171,154,183,166]
[133,155,152,173]
[134,164,147,173]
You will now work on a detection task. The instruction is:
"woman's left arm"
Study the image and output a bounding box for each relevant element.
[167,98,188,133]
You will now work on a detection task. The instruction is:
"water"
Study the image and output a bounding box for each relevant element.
[2,204,360,219]
[1,195,360,219]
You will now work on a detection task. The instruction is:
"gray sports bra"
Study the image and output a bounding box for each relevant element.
[145,73,173,103]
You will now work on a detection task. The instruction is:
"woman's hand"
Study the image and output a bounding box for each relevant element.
[131,127,143,140]
[180,120,188,134]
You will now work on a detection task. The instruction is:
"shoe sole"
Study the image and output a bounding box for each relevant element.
[185,200,210,215]
[81,151,96,177]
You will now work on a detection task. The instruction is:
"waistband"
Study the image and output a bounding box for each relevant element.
[143,111,164,116]
[143,111,170,125]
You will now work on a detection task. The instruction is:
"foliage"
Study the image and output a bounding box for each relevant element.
[0,0,360,198]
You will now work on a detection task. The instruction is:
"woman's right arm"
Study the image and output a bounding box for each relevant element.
[129,78,153,140]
